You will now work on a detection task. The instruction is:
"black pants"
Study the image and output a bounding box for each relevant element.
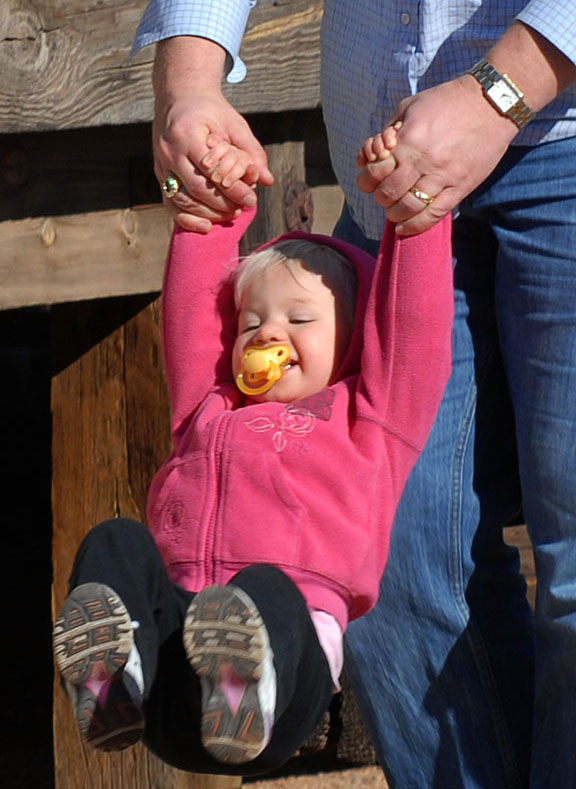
[67,518,334,776]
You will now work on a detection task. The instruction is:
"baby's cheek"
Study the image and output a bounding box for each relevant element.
[231,342,243,379]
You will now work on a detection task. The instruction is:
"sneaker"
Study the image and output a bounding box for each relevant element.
[183,585,277,764]
[53,582,145,751]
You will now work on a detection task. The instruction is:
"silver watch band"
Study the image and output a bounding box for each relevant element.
[469,59,536,130]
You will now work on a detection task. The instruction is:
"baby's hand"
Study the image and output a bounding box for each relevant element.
[357,122,401,194]
[201,137,261,190]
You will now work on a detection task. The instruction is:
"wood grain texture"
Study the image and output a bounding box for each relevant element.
[241,141,306,253]
[0,205,172,309]
[229,1,322,114]
[1,181,342,310]
[0,0,322,133]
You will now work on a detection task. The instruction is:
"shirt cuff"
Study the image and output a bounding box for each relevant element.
[517,1,576,67]
[132,0,255,83]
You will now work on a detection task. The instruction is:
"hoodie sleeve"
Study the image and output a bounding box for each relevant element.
[161,208,256,436]
[357,215,454,485]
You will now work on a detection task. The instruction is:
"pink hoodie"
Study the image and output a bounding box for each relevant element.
[147,208,453,631]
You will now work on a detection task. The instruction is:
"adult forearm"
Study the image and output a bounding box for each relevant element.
[480,22,576,114]
[153,36,228,97]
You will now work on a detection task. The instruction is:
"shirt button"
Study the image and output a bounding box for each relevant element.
[400,11,411,25]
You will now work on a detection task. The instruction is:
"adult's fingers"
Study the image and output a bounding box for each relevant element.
[160,180,243,232]
[153,97,264,213]
[379,175,444,222]
[394,192,455,236]
[357,155,397,194]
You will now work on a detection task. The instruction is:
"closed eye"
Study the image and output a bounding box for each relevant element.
[241,323,260,333]
[290,318,314,324]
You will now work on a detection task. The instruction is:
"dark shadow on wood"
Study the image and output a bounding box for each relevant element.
[51,292,159,377]
[0,307,54,788]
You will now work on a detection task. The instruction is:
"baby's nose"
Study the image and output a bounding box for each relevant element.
[254,322,286,344]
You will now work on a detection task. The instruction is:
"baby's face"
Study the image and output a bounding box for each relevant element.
[233,261,350,403]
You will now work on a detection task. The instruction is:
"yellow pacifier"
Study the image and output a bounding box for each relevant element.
[236,344,292,395]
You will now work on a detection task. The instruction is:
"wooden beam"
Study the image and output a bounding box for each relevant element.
[0,205,172,309]
[0,183,343,310]
[0,0,321,134]
[241,140,307,252]
[230,2,322,115]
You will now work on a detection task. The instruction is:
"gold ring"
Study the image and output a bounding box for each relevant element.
[161,175,180,199]
[409,187,434,207]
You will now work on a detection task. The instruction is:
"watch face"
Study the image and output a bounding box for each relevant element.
[487,79,518,112]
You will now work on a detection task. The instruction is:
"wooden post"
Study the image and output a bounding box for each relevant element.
[51,294,241,788]
[241,141,309,251]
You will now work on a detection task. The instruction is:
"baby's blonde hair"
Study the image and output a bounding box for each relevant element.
[234,240,358,328]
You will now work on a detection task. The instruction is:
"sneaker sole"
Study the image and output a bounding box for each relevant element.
[53,582,144,751]
[183,585,269,764]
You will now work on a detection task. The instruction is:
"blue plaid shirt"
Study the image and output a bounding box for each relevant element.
[134,0,576,239]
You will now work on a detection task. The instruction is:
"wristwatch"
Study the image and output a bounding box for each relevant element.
[469,59,536,129]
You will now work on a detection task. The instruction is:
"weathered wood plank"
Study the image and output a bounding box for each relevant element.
[0,205,172,309]
[1,184,341,310]
[241,140,307,252]
[232,2,322,114]
[51,294,242,788]
[0,0,322,134]
[309,184,343,236]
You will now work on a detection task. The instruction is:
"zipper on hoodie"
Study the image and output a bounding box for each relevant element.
[204,412,229,586]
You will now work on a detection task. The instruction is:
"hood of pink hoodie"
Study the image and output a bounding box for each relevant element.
[246,229,377,384]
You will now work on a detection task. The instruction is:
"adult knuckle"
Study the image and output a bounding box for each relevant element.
[428,204,451,223]
[375,184,398,205]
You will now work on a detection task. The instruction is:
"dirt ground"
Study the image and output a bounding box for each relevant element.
[246,765,388,788]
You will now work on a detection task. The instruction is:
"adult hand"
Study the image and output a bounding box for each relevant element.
[360,22,576,236]
[153,37,274,233]
[359,75,518,236]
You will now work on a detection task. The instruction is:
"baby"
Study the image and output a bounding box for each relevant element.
[53,127,453,777]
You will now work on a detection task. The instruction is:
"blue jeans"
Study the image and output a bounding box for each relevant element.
[334,137,576,789]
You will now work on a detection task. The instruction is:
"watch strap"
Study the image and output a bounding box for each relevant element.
[469,58,536,129]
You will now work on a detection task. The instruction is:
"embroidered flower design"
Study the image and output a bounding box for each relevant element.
[278,410,315,435]
[243,417,276,433]
[245,408,316,452]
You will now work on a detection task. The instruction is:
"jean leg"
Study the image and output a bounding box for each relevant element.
[339,204,531,788]
[491,142,576,788]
